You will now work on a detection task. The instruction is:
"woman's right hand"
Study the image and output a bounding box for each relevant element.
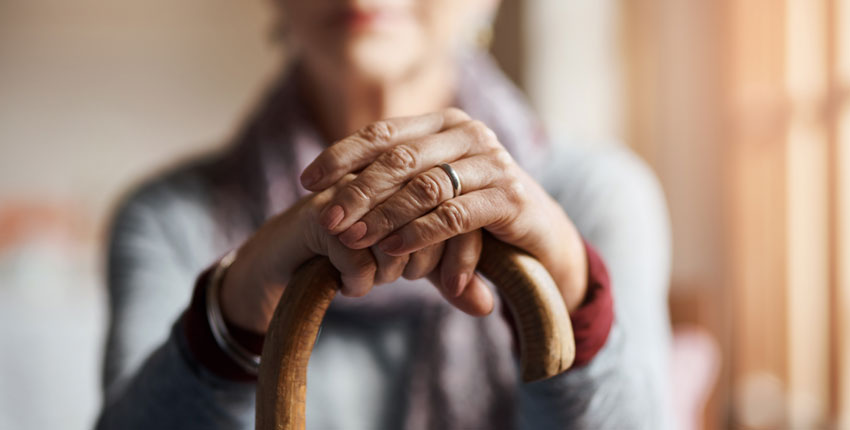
[217,174,493,335]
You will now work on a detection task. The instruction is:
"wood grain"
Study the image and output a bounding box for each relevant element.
[256,233,575,430]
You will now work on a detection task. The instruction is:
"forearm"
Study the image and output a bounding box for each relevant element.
[96,321,256,430]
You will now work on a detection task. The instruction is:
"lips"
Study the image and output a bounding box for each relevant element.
[331,6,410,32]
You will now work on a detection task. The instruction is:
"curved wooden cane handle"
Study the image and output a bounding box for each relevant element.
[256,233,575,430]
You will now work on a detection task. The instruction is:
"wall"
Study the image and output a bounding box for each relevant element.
[0,1,279,428]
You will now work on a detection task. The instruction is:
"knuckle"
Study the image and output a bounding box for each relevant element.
[410,172,448,205]
[352,256,376,278]
[339,172,358,184]
[438,201,471,233]
[402,262,424,280]
[466,120,498,147]
[403,250,432,280]
[375,254,407,284]
[371,205,395,232]
[346,181,373,204]
[443,107,471,123]
[503,177,527,205]
[345,282,370,297]
[493,149,515,169]
[381,145,418,171]
[359,121,396,145]
[320,151,344,174]
[303,198,324,222]
[457,245,481,268]
[390,255,409,276]
[446,236,480,270]
[402,268,421,280]
[395,253,411,269]
[458,253,479,269]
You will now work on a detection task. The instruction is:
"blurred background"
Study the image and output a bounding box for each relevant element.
[0,0,846,428]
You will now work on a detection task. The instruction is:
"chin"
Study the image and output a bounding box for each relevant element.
[342,36,425,83]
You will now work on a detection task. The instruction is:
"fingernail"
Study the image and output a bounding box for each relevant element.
[300,167,322,188]
[448,273,468,298]
[378,234,403,254]
[339,221,368,247]
[320,205,344,230]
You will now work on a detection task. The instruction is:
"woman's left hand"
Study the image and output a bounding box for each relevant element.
[300,108,589,312]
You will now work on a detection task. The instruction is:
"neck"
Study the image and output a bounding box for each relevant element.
[296,57,457,143]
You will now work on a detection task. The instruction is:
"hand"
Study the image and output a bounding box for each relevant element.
[217,174,492,335]
[301,108,589,313]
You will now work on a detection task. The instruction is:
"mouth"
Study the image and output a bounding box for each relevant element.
[330,6,411,33]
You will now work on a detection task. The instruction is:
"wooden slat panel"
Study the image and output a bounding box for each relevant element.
[722,0,790,427]
[830,1,850,426]
[785,1,831,428]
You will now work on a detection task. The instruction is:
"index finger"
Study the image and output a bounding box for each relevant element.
[300,108,470,191]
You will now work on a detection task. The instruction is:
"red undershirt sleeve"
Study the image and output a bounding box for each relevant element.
[567,239,614,367]
[182,266,264,382]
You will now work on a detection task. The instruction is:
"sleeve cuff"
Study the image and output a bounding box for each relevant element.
[182,264,265,382]
[568,239,614,367]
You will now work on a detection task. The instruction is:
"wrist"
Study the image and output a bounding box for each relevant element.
[552,222,589,312]
[182,265,262,381]
[206,251,261,374]
[219,204,315,334]
[534,192,589,313]
[218,246,272,334]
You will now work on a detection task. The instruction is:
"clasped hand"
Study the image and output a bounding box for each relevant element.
[221,108,587,334]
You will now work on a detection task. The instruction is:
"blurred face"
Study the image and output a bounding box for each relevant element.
[278,0,495,83]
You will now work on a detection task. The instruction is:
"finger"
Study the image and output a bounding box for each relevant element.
[378,188,517,256]
[338,154,509,249]
[439,231,482,298]
[300,108,470,191]
[307,174,378,296]
[305,173,359,227]
[326,237,376,297]
[402,242,445,280]
[371,246,410,285]
[300,173,360,256]
[428,272,494,317]
[319,121,502,233]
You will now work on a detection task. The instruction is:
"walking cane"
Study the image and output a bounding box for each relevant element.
[256,232,576,430]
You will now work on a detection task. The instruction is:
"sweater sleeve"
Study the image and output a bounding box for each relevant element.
[96,180,256,430]
[520,143,674,430]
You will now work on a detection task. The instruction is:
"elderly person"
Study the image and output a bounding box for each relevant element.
[96,0,672,429]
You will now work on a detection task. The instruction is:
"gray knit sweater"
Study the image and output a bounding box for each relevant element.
[96,55,673,430]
